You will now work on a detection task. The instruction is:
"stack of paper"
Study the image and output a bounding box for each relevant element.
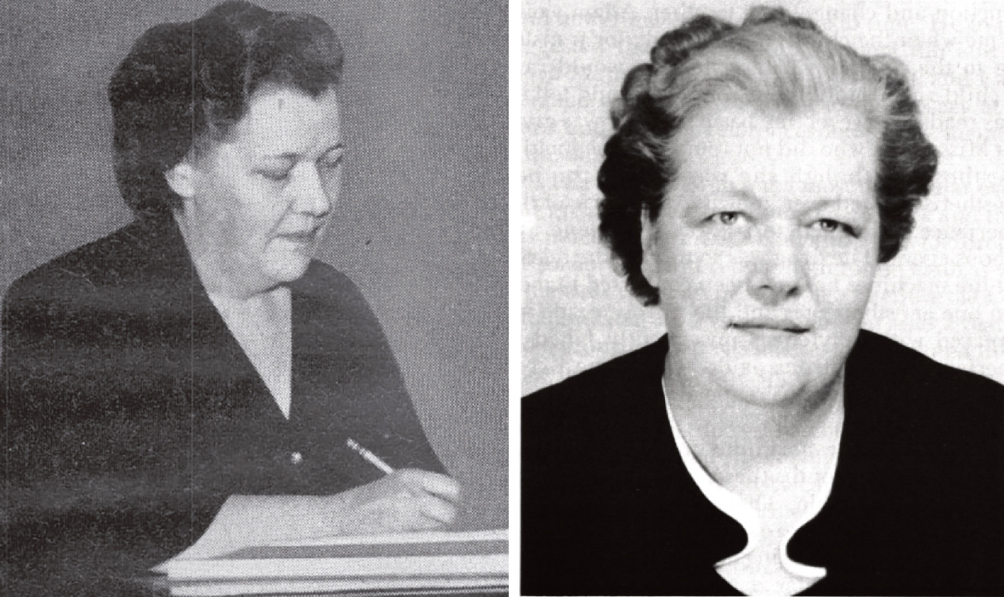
[153,529,507,596]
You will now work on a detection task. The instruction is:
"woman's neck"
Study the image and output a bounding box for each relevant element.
[664,357,844,487]
[209,285,293,418]
[209,284,290,313]
[172,210,276,300]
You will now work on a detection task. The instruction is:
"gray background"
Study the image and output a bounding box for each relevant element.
[0,0,507,529]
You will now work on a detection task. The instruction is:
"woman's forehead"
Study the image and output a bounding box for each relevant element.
[229,86,342,158]
[680,100,874,140]
[667,102,880,206]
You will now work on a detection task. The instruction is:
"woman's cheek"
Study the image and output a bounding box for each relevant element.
[809,247,877,326]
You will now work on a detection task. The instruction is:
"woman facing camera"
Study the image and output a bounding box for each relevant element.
[2,1,457,593]
[522,6,1003,596]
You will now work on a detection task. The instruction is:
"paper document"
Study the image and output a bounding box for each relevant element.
[153,529,508,596]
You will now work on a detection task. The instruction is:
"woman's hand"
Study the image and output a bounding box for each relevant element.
[333,469,461,535]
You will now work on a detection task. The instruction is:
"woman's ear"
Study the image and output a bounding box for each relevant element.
[164,160,196,200]
[640,209,660,289]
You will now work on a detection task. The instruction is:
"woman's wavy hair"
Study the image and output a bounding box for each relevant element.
[108,0,343,219]
[598,6,938,305]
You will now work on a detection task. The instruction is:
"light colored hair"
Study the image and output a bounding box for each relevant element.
[662,23,892,133]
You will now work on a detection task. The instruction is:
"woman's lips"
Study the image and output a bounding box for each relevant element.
[278,229,319,243]
[730,321,810,334]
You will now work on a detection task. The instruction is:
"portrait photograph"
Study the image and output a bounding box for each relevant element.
[522,0,1004,594]
[1,0,506,594]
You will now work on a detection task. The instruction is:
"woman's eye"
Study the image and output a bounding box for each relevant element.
[712,212,742,225]
[818,220,838,232]
[260,170,292,182]
[319,158,342,172]
[318,152,345,172]
[814,219,859,237]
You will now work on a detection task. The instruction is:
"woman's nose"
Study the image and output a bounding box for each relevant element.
[293,166,334,216]
[748,224,805,306]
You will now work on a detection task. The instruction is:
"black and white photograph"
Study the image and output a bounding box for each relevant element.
[1,1,506,595]
[522,0,1004,594]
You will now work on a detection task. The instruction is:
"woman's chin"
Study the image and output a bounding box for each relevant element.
[263,254,312,285]
[714,357,836,407]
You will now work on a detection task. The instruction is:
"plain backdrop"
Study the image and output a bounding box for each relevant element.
[0,0,506,529]
[523,0,1004,394]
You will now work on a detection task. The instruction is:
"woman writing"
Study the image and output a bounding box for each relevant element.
[2,2,458,593]
[522,6,1003,595]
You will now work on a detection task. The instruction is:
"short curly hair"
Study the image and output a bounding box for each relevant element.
[598,6,938,305]
[108,0,344,219]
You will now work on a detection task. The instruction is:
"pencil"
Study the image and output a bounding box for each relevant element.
[346,438,395,475]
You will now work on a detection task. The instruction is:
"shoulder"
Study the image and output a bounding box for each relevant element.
[2,218,194,362]
[4,218,181,311]
[850,329,1004,409]
[848,329,1003,462]
[522,336,669,466]
[292,260,380,324]
[847,331,1003,587]
[524,335,668,398]
[523,335,667,417]
[296,260,363,298]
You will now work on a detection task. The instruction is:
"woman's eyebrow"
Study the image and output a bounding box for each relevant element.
[257,153,300,164]
[678,190,756,219]
[727,189,760,204]
[698,189,761,208]
[802,197,868,212]
[260,143,345,162]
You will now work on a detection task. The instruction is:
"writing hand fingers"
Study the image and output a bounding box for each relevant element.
[415,493,459,525]
[395,469,461,503]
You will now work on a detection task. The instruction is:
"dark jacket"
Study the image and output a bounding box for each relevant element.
[1,217,443,595]
[522,331,1004,595]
